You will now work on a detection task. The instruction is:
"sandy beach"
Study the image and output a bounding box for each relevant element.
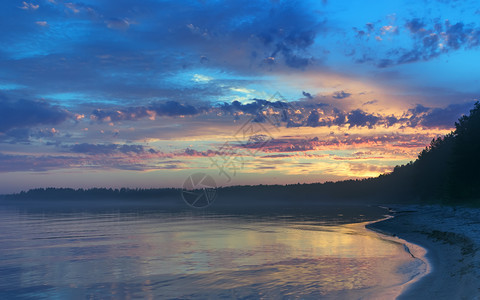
[368,205,480,299]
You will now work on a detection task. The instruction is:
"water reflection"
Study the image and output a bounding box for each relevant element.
[0,205,421,299]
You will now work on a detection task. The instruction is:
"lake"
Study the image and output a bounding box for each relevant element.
[0,203,426,299]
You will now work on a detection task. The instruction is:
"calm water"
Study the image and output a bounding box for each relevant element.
[0,203,425,299]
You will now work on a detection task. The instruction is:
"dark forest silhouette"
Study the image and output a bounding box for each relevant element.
[378,101,480,203]
[2,102,480,205]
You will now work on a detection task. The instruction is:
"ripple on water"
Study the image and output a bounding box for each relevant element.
[0,205,424,299]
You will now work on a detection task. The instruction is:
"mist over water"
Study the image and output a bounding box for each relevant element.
[0,203,423,299]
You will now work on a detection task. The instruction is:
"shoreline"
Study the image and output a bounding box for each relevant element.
[367,204,480,299]
[363,215,430,299]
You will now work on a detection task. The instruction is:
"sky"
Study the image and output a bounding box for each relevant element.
[0,0,479,193]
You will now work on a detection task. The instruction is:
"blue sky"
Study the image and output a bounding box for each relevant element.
[0,0,479,193]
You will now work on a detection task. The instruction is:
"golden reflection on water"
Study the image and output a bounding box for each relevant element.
[0,210,418,299]
[127,219,415,298]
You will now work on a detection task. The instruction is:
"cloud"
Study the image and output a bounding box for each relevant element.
[225,99,474,130]
[0,128,31,144]
[92,0,326,72]
[219,100,385,129]
[221,98,282,112]
[272,44,313,69]
[353,15,480,67]
[193,74,213,82]
[260,154,293,158]
[239,2,325,70]
[238,133,433,153]
[19,2,39,10]
[105,18,131,30]
[363,100,378,105]
[346,109,381,128]
[366,23,375,33]
[64,3,80,14]
[0,151,179,172]
[91,101,199,123]
[0,96,70,133]
[0,127,64,144]
[377,59,394,68]
[87,97,473,131]
[0,0,330,111]
[300,107,383,128]
[385,115,399,127]
[150,101,198,116]
[0,153,75,172]
[405,102,475,129]
[91,107,149,122]
[69,143,157,155]
[353,21,398,41]
[346,163,393,176]
[302,91,313,99]
[387,19,480,66]
[405,18,426,34]
[0,143,180,172]
[242,136,321,152]
[183,148,217,157]
[220,98,332,127]
[306,110,321,127]
[332,91,351,99]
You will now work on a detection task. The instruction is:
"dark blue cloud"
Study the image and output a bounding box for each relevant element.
[306,110,321,127]
[91,107,148,122]
[347,109,381,128]
[352,12,480,68]
[405,18,426,34]
[219,99,290,115]
[417,102,475,128]
[0,128,31,144]
[299,107,381,128]
[0,0,330,128]
[150,101,198,116]
[332,91,352,99]
[385,115,399,127]
[88,96,475,131]
[283,103,474,129]
[402,102,475,128]
[332,109,348,126]
[409,104,430,115]
[382,19,480,66]
[377,59,394,68]
[1,0,327,78]
[0,96,70,133]
[302,91,313,99]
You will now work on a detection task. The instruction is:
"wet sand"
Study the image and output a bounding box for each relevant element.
[368,205,480,299]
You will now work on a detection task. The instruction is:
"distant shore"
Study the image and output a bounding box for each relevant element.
[368,205,480,299]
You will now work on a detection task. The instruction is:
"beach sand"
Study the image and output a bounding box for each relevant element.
[368,205,480,299]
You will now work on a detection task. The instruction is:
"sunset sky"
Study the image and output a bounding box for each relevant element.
[1,0,479,193]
